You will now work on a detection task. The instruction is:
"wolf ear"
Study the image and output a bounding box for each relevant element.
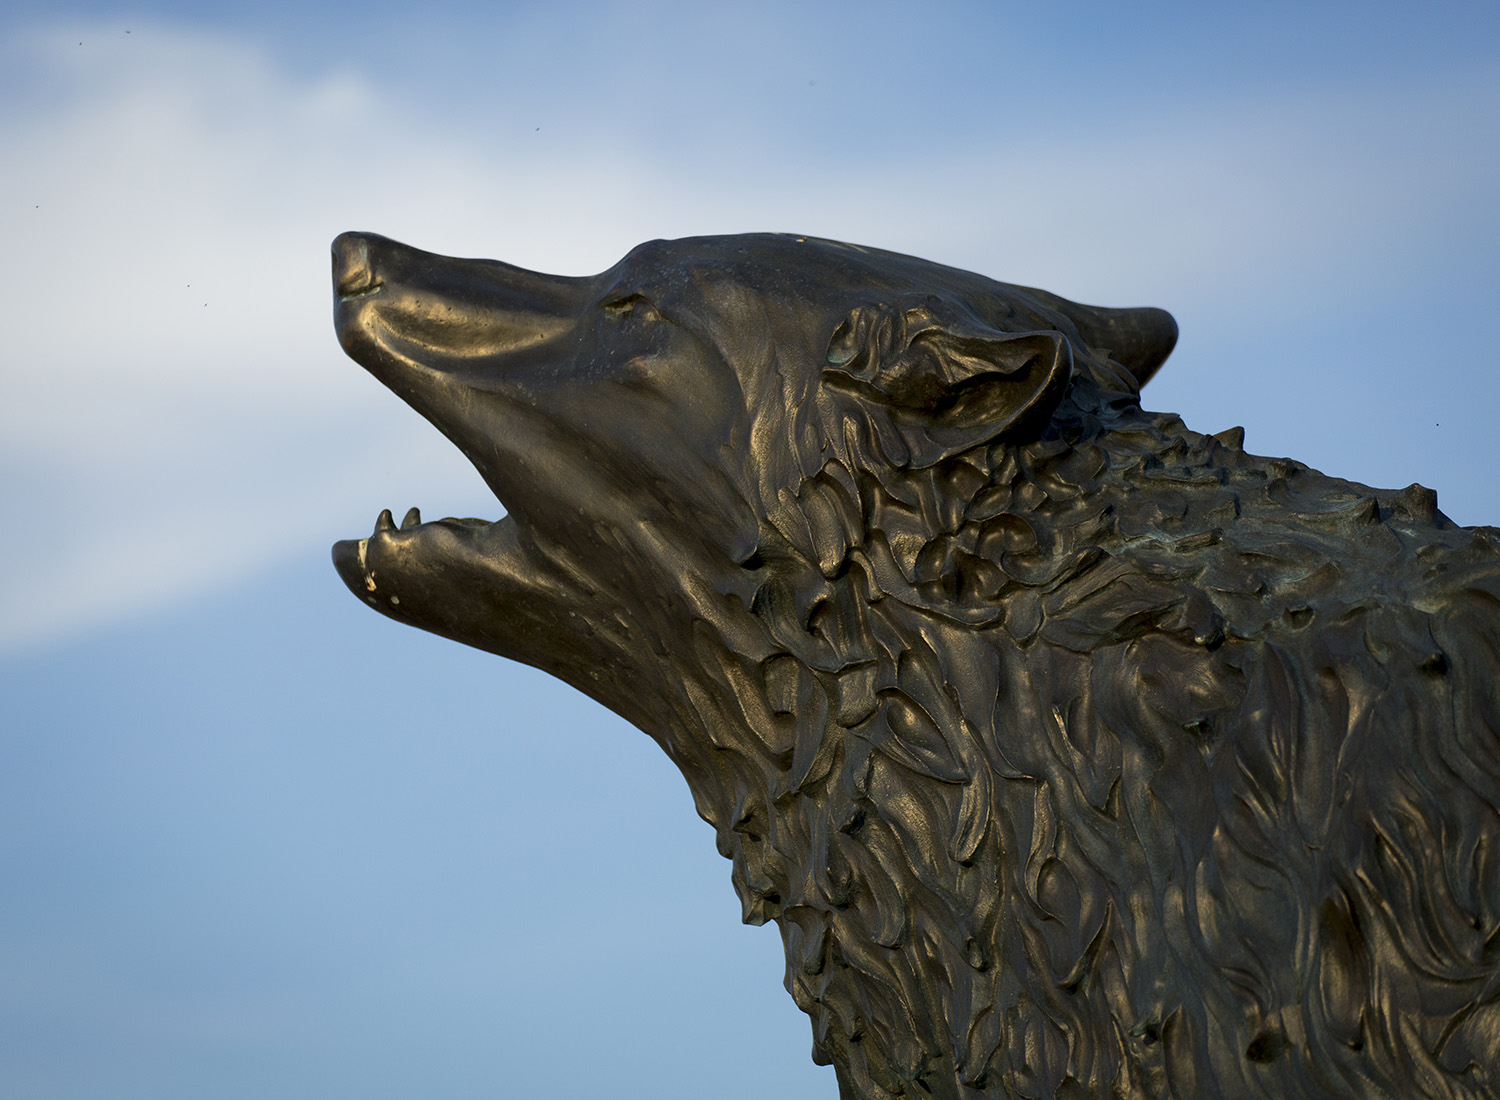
[824,297,1072,460]
[1018,290,1178,389]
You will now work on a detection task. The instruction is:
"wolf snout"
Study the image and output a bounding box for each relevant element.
[332,231,383,300]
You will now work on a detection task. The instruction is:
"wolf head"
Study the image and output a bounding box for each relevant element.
[330,231,1175,730]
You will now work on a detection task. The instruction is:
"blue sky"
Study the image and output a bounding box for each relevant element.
[2,2,1497,1097]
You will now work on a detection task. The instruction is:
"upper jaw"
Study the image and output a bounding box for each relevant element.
[331,230,591,371]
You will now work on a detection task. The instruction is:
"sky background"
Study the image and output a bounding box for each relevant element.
[2,2,1498,1097]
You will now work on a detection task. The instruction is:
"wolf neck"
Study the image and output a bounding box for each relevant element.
[592,379,1178,1098]
[608,369,1452,1097]
[610,370,1480,1099]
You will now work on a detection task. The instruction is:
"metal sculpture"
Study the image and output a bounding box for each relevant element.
[332,231,1500,1099]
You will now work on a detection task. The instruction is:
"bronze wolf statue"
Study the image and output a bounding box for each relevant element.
[332,231,1500,1099]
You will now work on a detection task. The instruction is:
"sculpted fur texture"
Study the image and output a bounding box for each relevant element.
[331,232,1500,1099]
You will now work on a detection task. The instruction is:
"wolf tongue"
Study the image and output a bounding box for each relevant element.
[402,506,422,530]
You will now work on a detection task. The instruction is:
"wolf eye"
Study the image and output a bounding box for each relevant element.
[602,293,662,322]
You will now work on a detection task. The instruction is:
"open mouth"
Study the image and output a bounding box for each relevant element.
[329,230,567,636]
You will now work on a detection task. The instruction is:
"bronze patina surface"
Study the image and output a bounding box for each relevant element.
[332,231,1500,1099]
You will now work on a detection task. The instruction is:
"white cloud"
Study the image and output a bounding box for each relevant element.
[1,19,1496,652]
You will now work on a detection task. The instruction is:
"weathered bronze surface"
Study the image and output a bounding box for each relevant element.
[331,231,1500,1099]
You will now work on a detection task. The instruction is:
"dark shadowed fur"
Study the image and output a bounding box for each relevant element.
[332,233,1500,1100]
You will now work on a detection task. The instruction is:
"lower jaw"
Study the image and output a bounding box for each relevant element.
[333,510,518,605]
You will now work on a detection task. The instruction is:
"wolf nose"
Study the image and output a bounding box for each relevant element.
[332,232,380,299]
